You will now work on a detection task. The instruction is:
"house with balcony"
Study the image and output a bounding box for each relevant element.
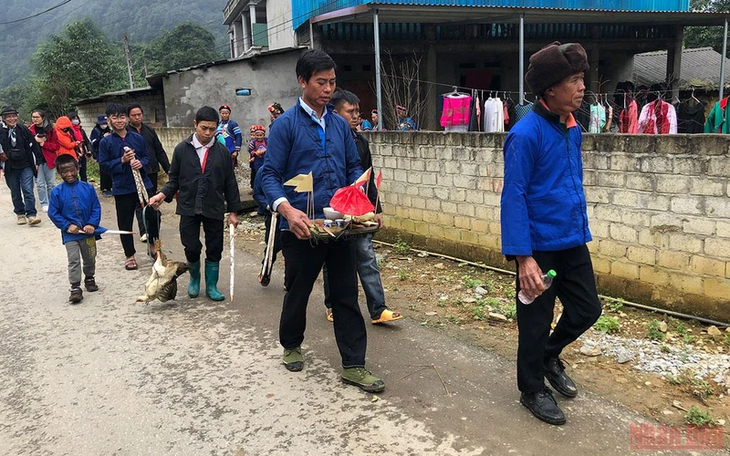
[224,0,299,57]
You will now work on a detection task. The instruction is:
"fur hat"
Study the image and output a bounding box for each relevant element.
[525,42,589,97]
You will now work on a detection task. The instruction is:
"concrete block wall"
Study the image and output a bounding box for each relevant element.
[156,127,194,156]
[76,92,167,132]
[367,131,730,321]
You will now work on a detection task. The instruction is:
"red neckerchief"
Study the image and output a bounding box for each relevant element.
[201,147,211,173]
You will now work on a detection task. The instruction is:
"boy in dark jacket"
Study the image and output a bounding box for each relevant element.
[149,106,241,301]
[98,103,158,270]
[48,154,101,304]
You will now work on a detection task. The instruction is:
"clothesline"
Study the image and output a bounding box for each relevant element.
[382,73,703,102]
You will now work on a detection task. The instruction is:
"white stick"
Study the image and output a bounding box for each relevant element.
[229,223,235,303]
[101,229,135,235]
[265,211,278,277]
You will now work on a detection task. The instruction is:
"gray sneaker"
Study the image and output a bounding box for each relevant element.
[27,217,41,226]
[16,215,27,225]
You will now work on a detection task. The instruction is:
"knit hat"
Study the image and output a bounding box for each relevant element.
[525,42,589,97]
[219,104,232,113]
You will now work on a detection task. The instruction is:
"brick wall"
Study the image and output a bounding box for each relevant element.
[367,132,730,321]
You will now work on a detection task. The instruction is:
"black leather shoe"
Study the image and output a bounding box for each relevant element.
[520,389,566,425]
[543,357,578,398]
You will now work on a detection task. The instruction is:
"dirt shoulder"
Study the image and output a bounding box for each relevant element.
[235,215,730,445]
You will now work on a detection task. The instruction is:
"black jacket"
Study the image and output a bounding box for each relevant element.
[161,135,242,219]
[89,125,112,159]
[0,123,42,176]
[354,132,382,214]
[127,123,170,175]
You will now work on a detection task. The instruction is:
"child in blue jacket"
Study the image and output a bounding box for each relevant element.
[48,154,101,304]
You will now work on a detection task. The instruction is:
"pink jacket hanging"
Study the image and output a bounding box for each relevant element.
[440,95,472,127]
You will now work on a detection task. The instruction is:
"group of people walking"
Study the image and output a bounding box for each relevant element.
[1,42,602,426]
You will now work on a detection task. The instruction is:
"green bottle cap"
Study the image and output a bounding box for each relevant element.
[547,269,557,278]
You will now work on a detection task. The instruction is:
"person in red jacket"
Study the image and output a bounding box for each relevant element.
[29,109,60,212]
[55,116,82,158]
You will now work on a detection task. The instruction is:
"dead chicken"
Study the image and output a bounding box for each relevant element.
[137,239,190,303]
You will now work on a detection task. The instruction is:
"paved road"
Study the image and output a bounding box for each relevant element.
[0,190,722,455]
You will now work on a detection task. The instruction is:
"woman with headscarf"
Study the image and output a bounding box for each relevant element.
[28,109,59,212]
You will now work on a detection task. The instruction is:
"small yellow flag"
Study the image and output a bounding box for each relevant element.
[294,172,313,193]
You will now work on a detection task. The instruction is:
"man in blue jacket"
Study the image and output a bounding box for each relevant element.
[261,50,384,393]
[500,42,602,425]
[98,103,158,270]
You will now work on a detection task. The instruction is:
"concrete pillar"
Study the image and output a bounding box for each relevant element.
[242,13,251,52]
[426,44,438,131]
[233,20,244,57]
[667,25,684,100]
[229,32,235,58]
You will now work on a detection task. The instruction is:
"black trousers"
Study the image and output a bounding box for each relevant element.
[516,244,602,393]
[249,167,257,189]
[114,193,159,258]
[100,170,112,192]
[79,156,87,182]
[136,172,160,235]
[280,231,367,368]
[179,214,224,263]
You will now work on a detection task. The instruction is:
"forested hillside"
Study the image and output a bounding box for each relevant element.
[0,0,229,88]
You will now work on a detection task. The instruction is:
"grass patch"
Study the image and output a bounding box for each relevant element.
[669,317,688,336]
[685,406,715,427]
[666,370,716,402]
[646,320,666,342]
[393,235,411,254]
[606,299,624,313]
[397,269,408,281]
[461,274,483,289]
[594,315,620,334]
[86,158,100,182]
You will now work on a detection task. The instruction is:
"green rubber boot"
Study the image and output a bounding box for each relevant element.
[188,261,200,298]
[205,260,225,301]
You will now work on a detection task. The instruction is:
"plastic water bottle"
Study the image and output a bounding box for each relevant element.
[518,269,557,305]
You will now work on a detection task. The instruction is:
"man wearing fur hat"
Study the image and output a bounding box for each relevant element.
[500,42,602,425]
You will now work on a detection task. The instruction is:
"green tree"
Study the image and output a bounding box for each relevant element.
[144,22,223,74]
[32,18,126,117]
[685,0,730,55]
